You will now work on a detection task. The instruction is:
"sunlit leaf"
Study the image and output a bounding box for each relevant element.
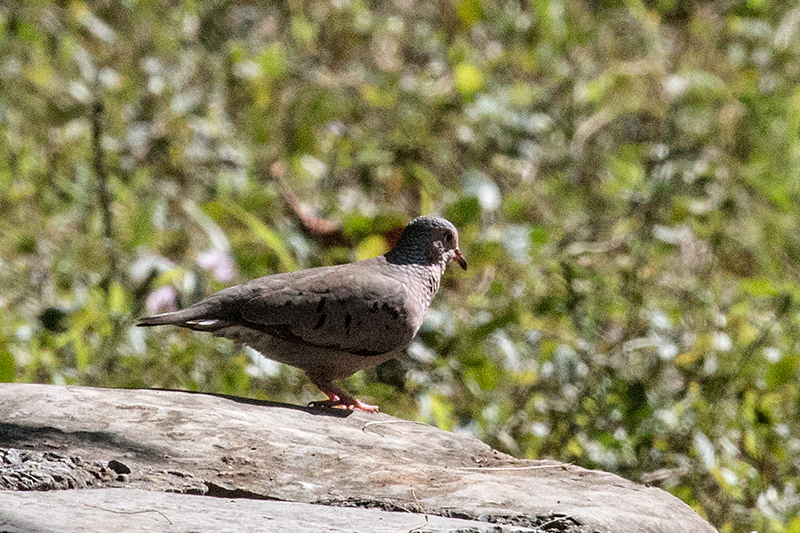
[218,201,297,272]
[454,63,484,98]
[0,348,14,382]
[455,0,482,26]
[356,235,388,261]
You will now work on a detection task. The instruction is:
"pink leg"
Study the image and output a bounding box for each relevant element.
[307,378,379,413]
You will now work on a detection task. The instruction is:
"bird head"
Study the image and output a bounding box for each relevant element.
[388,216,467,270]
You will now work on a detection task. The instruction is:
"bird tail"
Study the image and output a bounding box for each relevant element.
[137,310,191,327]
[137,305,227,332]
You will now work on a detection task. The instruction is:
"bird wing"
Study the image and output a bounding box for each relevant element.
[237,260,414,356]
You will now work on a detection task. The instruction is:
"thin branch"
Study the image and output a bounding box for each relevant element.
[266,160,346,245]
[278,174,342,237]
[407,489,429,533]
[91,95,117,287]
[84,504,173,525]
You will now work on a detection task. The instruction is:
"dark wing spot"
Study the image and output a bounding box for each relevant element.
[312,313,327,330]
[344,313,352,334]
[382,302,400,319]
[246,322,302,342]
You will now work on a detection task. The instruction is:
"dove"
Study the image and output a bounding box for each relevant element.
[137,216,466,412]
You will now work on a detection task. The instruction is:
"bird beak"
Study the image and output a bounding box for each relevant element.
[454,249,467,270]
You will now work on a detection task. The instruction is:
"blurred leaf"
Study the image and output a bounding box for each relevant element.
[109,282,129,315]
[411,163,444,198]
[428,395,454,431]
[291,16,317,47]
[739,278,778,297]
[356,235,388,261]
[446,196,480,226]
[454,63,484,98]
[766,355,798,388]
[530,226,548,246]
[342,213,373,238]
[455,0,483,26]
[258,44,287,79]
[218,201,297,272]
[0,348,14,382]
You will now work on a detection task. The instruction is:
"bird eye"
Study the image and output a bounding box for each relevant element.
[444,232,453,243]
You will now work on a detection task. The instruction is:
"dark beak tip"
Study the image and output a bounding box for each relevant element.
[455,250,467,271]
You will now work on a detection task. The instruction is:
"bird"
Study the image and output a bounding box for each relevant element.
[137,216,466,412]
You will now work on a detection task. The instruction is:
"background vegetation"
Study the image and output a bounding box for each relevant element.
[2,1,800,530]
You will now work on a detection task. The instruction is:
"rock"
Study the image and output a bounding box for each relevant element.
[0,487,540,533]
[0,384,717,533]
[0,448,117,491]
[107,460,132,475]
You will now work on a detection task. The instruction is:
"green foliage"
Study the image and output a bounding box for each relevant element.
[2,1,800,530]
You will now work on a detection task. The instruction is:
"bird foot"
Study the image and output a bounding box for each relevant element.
[307,398,380,412]
[308,397,380,413]
[307,379,380,413]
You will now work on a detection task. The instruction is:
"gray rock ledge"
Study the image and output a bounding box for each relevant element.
[0,384,716,533]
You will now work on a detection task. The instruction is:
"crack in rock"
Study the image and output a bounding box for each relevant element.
[319,497,594,533]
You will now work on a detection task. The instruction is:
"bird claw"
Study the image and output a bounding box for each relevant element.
[307,380,380,413]
[308,398,380,413]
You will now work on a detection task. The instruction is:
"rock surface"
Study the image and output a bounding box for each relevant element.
[0,384,717,533]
